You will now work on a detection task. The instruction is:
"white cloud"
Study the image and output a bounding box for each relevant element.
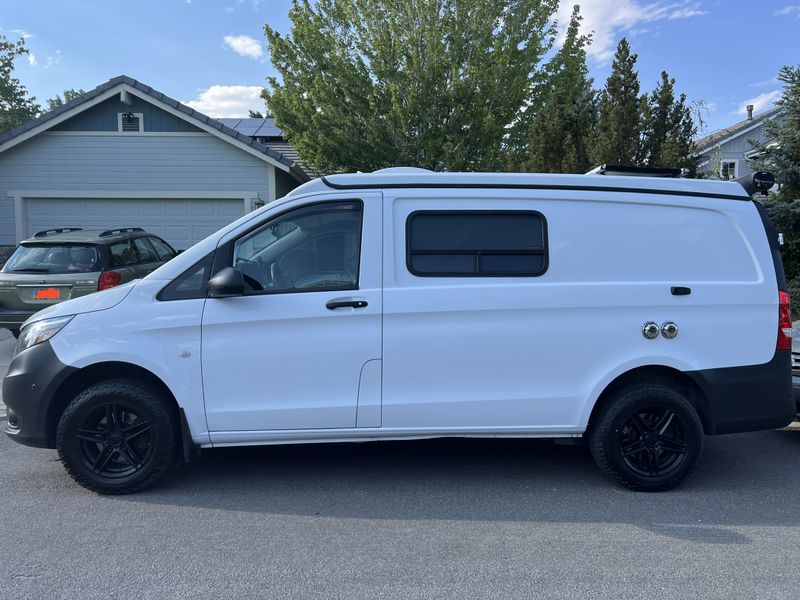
[27,52,37,66]
[555,1,707,63]
[774,5,800,17]
[184,85,264,117]
[223,34,263,59]
[737,90,781,116]
[11,28,34,40]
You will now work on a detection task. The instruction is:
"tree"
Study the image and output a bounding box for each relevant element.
[46,88,86,111]
[0,35,40,133]
[749,65,800,201]
[639,71,696,170]
[263,0,559,173]
[589,38,643,167]
[515,5,595,173]
[248,110,265,118]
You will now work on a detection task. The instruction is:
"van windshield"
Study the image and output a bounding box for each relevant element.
[3,244,100,274]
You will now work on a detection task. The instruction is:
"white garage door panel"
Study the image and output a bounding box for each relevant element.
[25,198,246,250]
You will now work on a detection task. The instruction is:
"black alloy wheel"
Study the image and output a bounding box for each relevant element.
[588,383,703,492]
[76,403,154,478]
[57,378,179,494]
[617,407,688,478]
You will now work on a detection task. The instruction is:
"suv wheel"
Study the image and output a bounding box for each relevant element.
[588,384,703,492]
[56,378,179,494]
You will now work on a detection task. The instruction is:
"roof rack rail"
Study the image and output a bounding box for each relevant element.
[98,227,145,237]
[33,227,83,238]
[588,164,690,178]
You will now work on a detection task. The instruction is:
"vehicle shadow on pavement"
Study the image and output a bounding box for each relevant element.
[115,428,800,541]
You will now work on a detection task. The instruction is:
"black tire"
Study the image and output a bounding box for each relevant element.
[56,378,179,494]
[588,384,703,492]
[9,328,19,339]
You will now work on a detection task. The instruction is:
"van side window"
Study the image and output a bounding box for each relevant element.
[406,211,548,277]
[233,201,363,294]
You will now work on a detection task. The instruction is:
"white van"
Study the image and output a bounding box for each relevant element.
[3,169,794,494]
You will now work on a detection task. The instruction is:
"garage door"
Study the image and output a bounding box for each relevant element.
[24,197,246,250]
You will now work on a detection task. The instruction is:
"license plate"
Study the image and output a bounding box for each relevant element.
[34,287,61,302]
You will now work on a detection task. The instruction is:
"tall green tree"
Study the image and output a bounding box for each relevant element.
[46,88,86,111]
[0,35,40,133]
[750,65,800,201]
[515,5,595,173]
[263,0,558,173]
[640,71,696,170]
[589,38,643,167]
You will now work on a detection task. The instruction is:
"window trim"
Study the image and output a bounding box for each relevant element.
[406,209,549,278]
[720,159,739,181]
[117,112,144,133]
[217,199,366,297]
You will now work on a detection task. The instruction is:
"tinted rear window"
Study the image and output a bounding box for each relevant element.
[407,211,548,276]
[3,244,100,274]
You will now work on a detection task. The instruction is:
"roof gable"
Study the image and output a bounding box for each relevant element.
[694,106,783,155]
[52,94,202,133]
[0,75,309,181]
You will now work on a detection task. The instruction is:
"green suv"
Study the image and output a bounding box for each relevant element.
[0,228,176,337]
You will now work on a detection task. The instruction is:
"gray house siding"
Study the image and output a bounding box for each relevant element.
[696,114,786,180]
[697,127,769,179]
[0,132,273,245]
[52,95,202,133]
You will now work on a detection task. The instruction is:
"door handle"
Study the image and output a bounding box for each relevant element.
[326,298,368,310]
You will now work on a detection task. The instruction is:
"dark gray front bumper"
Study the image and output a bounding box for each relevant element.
[3,340,77,448]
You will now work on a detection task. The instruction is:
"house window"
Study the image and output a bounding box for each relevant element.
[117,112,143,133]
[720,160,738,180]
[407,210,548,277]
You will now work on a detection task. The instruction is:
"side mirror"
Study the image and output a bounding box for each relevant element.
[207,267,244,298]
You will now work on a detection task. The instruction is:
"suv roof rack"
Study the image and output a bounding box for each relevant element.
[33,227,83,238]
[99,227,145,237]
[588,164,689,178]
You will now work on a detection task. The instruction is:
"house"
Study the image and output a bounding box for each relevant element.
[0,75,310,256]
[694,104,784,180]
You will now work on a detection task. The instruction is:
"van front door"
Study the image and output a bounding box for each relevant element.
[201,194,382,432]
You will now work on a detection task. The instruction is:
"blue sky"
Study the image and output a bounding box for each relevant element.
[3,0,799,136]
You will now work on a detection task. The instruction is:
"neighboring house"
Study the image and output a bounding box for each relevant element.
[694,105,784,180]
[0,75,310,257]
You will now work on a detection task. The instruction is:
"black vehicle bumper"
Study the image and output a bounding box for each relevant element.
[3,340,77,448]
[0,308,34,330]
[688,350,795,435]
[793,374,800,414]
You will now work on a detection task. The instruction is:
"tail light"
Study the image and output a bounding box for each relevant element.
[98,270,122,291]
[778,290,792,350]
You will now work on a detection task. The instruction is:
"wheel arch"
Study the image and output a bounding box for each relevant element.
[587,365,712,435]
[45,361,182,448]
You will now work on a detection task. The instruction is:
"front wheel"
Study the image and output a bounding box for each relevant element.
[56,378,179,494]
[588,384,703,492]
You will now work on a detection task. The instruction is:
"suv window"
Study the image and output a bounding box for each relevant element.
[3,244,100,274]
[132,238,159,263]
[109,240,138,267]
[233,201,363,294]
[147,237,176,261]
[407,211,548,277]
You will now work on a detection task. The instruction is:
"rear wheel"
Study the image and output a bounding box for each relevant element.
[56,378,179,494]
[588,384,703,492]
